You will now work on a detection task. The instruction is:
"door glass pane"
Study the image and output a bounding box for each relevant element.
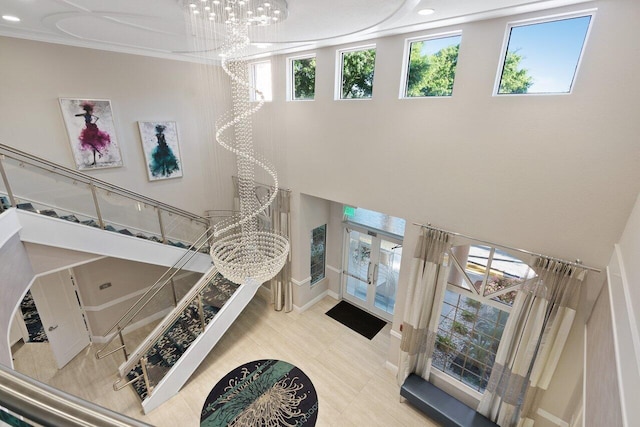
[346,230,371,301]
[374,239,402,314]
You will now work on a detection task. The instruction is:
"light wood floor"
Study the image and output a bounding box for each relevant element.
[12,294,438,426]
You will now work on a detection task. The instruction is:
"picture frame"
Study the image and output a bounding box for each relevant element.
[137,121,183,181]
[58,98,122,170]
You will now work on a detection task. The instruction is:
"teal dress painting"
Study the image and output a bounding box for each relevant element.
[138,121,183,181]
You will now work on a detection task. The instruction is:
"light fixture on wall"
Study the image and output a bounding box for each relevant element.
[179,0,290,284]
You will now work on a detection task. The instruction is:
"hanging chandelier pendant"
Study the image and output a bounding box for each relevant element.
[180,2,290,284]
[180,0,288,26]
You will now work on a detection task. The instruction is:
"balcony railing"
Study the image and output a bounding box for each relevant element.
[0,143,210,247]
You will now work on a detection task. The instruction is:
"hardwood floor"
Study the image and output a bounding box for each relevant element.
[12,294,438,426]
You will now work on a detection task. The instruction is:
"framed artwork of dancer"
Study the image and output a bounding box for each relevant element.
[59,98,123,170]
[137,121,183,181]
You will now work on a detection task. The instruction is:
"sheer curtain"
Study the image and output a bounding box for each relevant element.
[397,227,451,384]
[477,258,586,427]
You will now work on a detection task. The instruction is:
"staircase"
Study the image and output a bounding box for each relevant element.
[0,143,260,413]
[114,269,259,413]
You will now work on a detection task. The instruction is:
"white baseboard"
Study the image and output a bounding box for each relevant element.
[386,360,398,374]
[390,329,402,340]
[293,290,329,313]
[327,289,339,300]
[536,408,569,427]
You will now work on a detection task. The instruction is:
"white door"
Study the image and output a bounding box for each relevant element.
[342,226,403,322]
[30,270,90,369]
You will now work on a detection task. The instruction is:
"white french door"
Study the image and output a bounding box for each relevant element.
[342,225,402,322]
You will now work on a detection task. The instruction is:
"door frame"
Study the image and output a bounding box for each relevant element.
[341,223,403,322]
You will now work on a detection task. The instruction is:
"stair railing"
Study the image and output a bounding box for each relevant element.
[96,227,213,361]
[0,142,209,246]
[113,265,222,395]
[0,363,152,427]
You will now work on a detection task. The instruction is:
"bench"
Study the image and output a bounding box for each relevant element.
[400,374,498,427]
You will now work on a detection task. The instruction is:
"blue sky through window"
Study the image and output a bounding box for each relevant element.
[418,35,461,56]
[501,15,591,93]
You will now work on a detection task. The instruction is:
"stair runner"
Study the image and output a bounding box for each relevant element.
[13,202,203,251]
[126,275,240,400]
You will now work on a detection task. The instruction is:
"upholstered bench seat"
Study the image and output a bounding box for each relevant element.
[400,374,498,427]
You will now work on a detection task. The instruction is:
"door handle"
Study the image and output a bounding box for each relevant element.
[48,325,58,332]
[372,264,379,285]
[367,262,372,284]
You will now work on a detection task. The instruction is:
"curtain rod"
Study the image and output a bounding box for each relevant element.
[413,222,602,273]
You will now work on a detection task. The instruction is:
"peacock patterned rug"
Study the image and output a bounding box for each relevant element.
[200,359,318,427]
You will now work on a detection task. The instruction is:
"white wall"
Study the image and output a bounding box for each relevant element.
[603,192,640,425]
[264,0,640,272]
[0,36,235,216]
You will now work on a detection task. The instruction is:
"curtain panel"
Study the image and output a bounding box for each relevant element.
[397,227,452,385]
[478,258,586,427]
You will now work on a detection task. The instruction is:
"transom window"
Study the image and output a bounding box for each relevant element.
[337,46,376,100]
[249,60,272,102]
[403,33,462,98]
[289,55,316,101]
[432,245,536,392]
[496,14,592,95]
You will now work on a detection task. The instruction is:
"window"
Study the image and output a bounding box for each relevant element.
[337,46,376,99]
[496,14,592,95]
[432,245,536,392]
[310,224,326,285]
[403,34,462,97]
[290,56,316,100]
[249,61,272,102]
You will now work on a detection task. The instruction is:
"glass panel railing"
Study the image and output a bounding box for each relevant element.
[160,209,209,249]
[95,228,212,361]
[123,272,239,400]
[2,157,100,223]
[0,143,210,250]
[94,187,163,241]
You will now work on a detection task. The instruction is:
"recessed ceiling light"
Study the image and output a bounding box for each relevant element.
[2,15,21,22]
[417,8,435,16]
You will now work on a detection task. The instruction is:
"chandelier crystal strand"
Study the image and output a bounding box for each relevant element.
[182,0,290,284]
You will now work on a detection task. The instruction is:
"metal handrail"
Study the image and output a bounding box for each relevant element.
[118,265,222,379]
[0,363,152,427]
[96,227,213,360]
[0,142,209,226]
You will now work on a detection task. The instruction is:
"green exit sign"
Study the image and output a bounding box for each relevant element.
[343,205,356,217]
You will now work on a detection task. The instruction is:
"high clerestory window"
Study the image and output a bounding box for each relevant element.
[402,33,462,98]
[249,60,273,102]
[432,245,536,393]
[337,46,376,100]
[289,55,316,101]
[496,14,592,95]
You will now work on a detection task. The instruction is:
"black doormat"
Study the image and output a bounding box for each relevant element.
[325,301,386,340]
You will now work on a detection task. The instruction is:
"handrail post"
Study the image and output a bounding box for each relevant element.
[171,278,178,306]
[0,155,16,207]
[89,183,105,229]
[140,356,153,396]
[118,328,129,361]
[197,295,206,331]
[157,208,167,244]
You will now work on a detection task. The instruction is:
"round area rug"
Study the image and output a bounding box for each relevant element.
[200,359,318,426]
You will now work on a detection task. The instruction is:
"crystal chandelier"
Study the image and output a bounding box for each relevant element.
[181,0,288,25]
[180,0,290,284]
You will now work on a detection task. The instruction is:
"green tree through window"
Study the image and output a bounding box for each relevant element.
[341,48,376,99]
[498,51,534,94]
[407,41,460,97]
[405,36,533,97]
[292,57,316,100]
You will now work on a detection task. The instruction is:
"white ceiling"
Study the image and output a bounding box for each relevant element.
[0,0,593,61]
